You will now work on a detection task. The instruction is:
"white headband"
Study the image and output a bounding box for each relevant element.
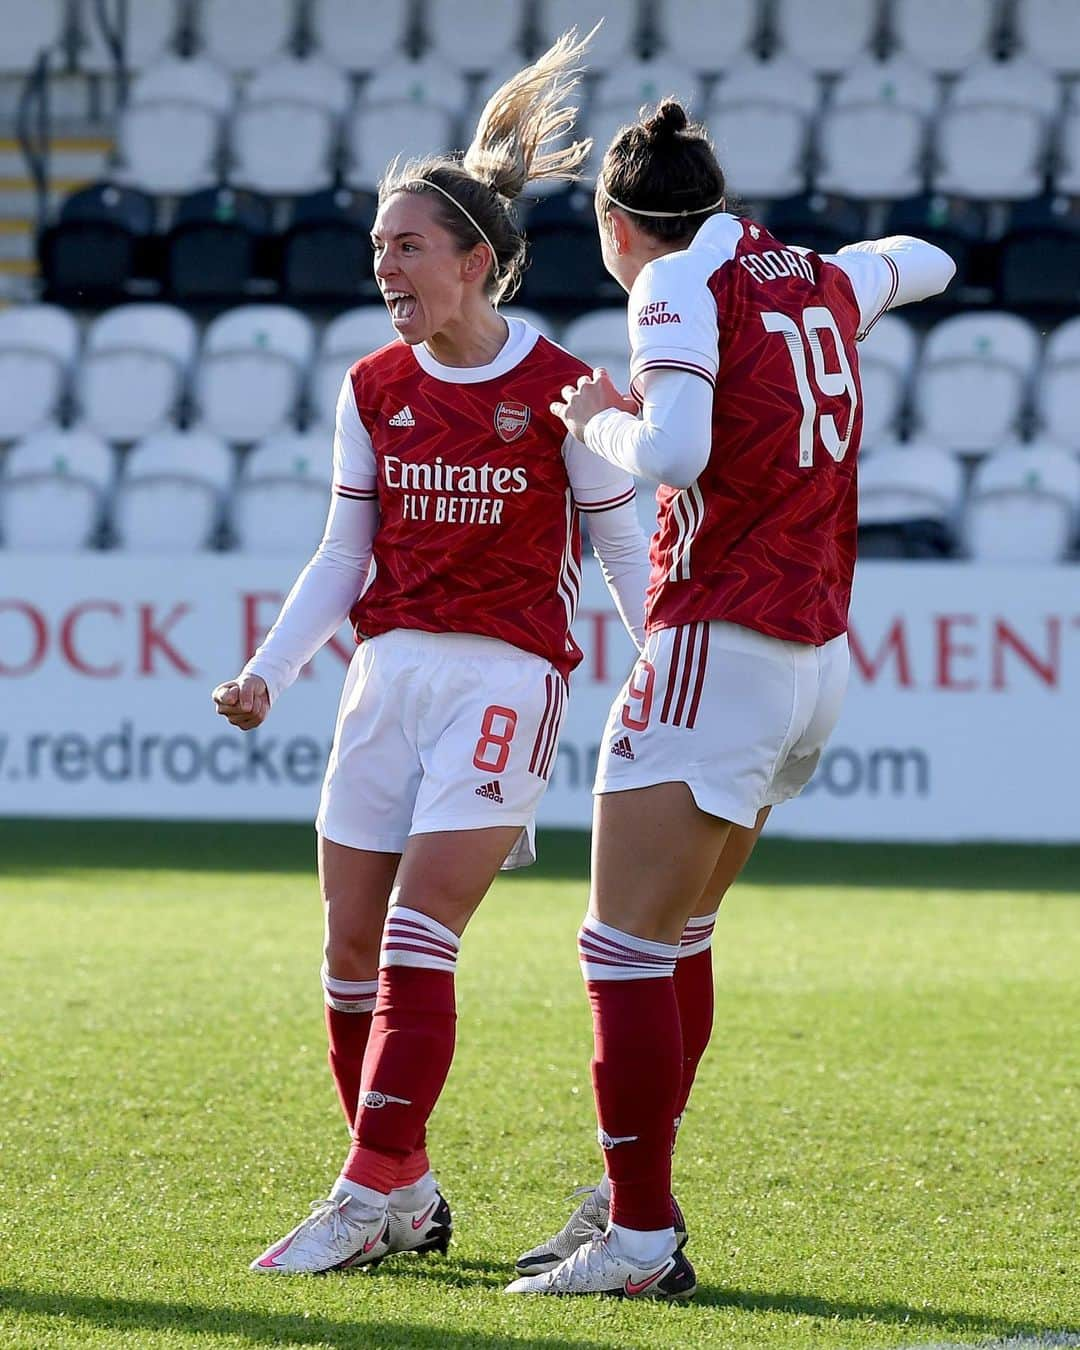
[601,182,724,219]
[406,178,500,274]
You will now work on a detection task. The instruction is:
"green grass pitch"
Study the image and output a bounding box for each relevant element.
[1,820,1077,1349]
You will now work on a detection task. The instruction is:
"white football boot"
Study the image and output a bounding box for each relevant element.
[505,1233,696,1300]
[250,1193,390,1274]
[515,1184,688,1276]
[385,1190,452,1258]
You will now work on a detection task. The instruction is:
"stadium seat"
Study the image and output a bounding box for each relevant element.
[345,102,455,191]
[883,193,990,297]
[772,0,877,73]
[766,193,870,255]
[1056,110,1080,193]
[0,305,79,441]
[117,99,221,195]
[74,0,180,73]
[534,0,639,63]
[999,193,1080,308]
[1035,315,1080,446]
[308,0,411,72]
[230,101,337,195]
[856,314,918,447]
[561,309,631,391]
[245,54,352,117]
[950,56,1061,120]
[709,102,807,199]
[113,427,234,552]
[964,441,1080,561]
[829,54,940,118]
[516,186,622,308]
[913,312,1039,453]
[1014,0,1080,75]
[933,105,1047,200]
[232,425,334,552]
[310,305,395,424]
[130,54,234,116]
[39,183,157,302]
[198,0,295,73]
[424,0,526,73]
[651,0,759,72]
[362,57,469,117]
[282,188,379,304]
[890,0,995,74]
[1,425,114,551]
[0,0,65,72]
[857,440,962,558]
[165,188,273,302]
[710,54,821,117]
[195,305,315,443]
[593,58,703,115]
[77,304,198,444]
[816,104,926,199]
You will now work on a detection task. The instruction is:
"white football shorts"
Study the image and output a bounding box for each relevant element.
[317,628,566,868]
[594,620,850,828]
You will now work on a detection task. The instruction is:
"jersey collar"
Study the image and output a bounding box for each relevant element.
[411,317,541,384]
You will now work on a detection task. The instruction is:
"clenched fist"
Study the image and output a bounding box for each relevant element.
[211,673,270,731]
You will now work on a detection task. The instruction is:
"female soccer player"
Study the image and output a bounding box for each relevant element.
[507,100,955,1300]
[212,32,650,1275]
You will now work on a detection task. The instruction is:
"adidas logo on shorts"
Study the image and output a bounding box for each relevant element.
[475,780,504,802]
[388,405,416,427]
[610,735,635,760]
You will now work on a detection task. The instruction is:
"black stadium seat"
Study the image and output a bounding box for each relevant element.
[517,186,622,310]
[281,188,380,302]
[165,188,274,302]
[857,519,956,559]
[884,193,989,300]
[763,192,869,256]
[38,182,157,302]
[998,194,1080,309]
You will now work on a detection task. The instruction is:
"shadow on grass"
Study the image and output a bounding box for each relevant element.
[2,819,1078,893]
[697,1284,1078,1340]
[0,1285,616,1349]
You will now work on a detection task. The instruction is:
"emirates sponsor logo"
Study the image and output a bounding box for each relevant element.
[610,735,635,760]
[494,400,530,443]
[475,779,504,803]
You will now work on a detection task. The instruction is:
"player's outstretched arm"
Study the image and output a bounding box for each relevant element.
[828,236,957,334]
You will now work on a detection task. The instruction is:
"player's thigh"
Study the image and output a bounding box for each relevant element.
[590,782,732,946]
[692,805,771,916]
[768,633,850,806]
[318,837,401,979]
[392,824,528,937]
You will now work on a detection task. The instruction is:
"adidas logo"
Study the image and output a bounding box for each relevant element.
[475,779,504,803]
[610,735,635,760]
[388,405,415,427]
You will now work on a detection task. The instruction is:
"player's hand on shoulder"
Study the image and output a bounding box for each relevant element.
[211,673,270,731]
[551,368,638,442]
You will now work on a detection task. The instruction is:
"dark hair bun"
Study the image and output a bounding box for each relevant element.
[643,99,689,143]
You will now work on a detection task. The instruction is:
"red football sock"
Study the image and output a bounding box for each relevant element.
[321,967,378,1125]
[673,946,715,1122]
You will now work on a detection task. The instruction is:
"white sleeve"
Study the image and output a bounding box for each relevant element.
[563,434,650,651]
[583,367,714,489]
[241,377,379,704]
[627,250,720,399]
[826,236,957,339]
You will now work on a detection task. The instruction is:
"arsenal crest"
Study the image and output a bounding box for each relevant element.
[494,400,531,443]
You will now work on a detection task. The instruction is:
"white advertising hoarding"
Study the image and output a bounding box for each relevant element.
[1,556,1077,840]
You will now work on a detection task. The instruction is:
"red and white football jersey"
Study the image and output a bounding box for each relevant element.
[333,320,636,679]
[627,213,898,646]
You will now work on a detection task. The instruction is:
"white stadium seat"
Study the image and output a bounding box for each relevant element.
[709,103,807,198]
[964,442,1080,561]
[858,440,963,524]
[198,0,294,73]
[75,0,179,73]
[117,100,220,195]
[345,102,455,191]
[230,101,336,195]
[950,57,1061,120]
[0,0,64,72]
[1056,111,1080,192]
[1015,0,1080,74]
[0,426,113,551]
[77,305,198,444]
[0,305,79,441]
[933,106,1046,200]
[711,54,821,117]
[652,0,759,72]
[857,314,918,447]
[830,54,940,118]
[816,104,926,199]
[534,0,638,63]
[196,306,315,444]
[913,313,1040,453]
[311,306,396,425]
[309,0,410,72]
[1036,316,1080,447]
[890,0,995,74]
[232,425,334,552]
[245,55,352,118]
[130,55,234,116]
[593,58,703,115]
[114,427,233,552]
[561,310,631,391]
[362,58,468,117]
[772,0,876,74]
[425,0,526,73]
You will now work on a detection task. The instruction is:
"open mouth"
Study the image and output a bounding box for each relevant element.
[385,291,417,323]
